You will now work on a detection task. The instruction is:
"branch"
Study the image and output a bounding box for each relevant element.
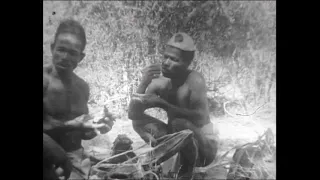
[223,101,237,118]
[235,102,267,116]
[151,1,158,11]
[215,66,225,82]
[224,101,267,117]
[182,1,212,26]
[93,143,149,168]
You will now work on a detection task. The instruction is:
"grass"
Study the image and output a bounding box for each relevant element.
[43,1,276,118]
[43,2,276,179]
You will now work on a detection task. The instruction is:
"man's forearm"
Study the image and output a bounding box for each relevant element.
[128,83,148,120]
[43,115,85,132]
[159,99,203,124]
[136,83,148,94]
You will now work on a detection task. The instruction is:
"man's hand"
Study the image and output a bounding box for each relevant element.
[140,64,161,87]
[81,119,111,140]
[146,76,172,98]
[92,107,116,134]
[141,94,165,109]
[97,117,114,134]
[143,132,158,147]
[62,114,108,140]
[64,114,102,130]
[55,160,72,180]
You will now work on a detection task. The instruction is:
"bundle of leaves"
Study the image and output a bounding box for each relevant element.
[226,128,275,179]
[194,128,276,180]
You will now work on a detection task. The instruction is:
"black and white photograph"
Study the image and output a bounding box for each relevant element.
[43,1,276,180]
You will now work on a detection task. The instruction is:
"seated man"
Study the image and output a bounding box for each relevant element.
[43,19,113,180]
[128,32,219,180]
[43,133,72,180]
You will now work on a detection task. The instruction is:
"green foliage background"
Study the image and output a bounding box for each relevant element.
[43,1,276,118]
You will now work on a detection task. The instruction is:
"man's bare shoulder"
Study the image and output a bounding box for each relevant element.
[186,70,207,90]
[72,73,90,94]
[43,64,53,88]
[43,63,53,75]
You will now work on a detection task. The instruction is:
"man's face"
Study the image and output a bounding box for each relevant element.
[161,46,189,78]
[51,33,84,72]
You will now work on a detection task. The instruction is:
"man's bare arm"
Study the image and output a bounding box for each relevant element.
[43,115,88,132]
[157,73,209,126]
[136,83,148,94]
[136,64,162,94]
[158,100,207,127]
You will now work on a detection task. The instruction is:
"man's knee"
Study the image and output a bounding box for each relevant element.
[128,101,143,120]
[144,122,168,139]
[199,138,218,166]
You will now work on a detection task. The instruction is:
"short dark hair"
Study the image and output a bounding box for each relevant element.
[53,19,86,51]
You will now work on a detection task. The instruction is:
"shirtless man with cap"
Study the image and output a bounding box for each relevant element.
[128,32,219,180]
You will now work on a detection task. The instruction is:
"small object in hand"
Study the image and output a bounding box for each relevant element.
[97,123,112,134]
[82,129,98,140]
[93,106,116,134]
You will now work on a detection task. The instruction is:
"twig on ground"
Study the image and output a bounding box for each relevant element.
[224,101,267,117]
[236,102,267,116]
[93,143,149,167]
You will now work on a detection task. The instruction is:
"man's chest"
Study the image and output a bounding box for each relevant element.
[43,77,87,120]
[167,83,191,108]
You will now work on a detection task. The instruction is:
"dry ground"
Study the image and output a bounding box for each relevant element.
[82,107,276,159]
[83,106,276,179]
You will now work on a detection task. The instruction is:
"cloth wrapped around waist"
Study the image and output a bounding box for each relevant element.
[200,121,220,142]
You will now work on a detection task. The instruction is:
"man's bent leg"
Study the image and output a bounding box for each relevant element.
[178,136,198,180]
[170,119,199,180]
[171,118,219,167]
[198,122,219,167]
[132,113,168,146]
[67,148,91,180]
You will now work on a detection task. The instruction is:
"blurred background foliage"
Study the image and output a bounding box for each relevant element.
[43,1,276,119]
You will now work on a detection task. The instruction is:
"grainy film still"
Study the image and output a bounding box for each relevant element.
[43,1,276,180]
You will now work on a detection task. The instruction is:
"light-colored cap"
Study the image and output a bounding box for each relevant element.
[166,32,196,52]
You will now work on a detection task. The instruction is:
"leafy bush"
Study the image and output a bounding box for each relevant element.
[43,1,276,118]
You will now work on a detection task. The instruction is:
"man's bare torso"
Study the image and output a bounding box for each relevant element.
[43,64,89,151]
[164,70,210,127]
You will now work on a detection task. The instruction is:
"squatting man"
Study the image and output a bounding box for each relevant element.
[128,32,219,180]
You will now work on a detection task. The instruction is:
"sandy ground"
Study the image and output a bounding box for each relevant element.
[82,108,276,157]
[83,108,276,179]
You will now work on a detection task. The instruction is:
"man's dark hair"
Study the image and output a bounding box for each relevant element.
[53,19,86,51]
